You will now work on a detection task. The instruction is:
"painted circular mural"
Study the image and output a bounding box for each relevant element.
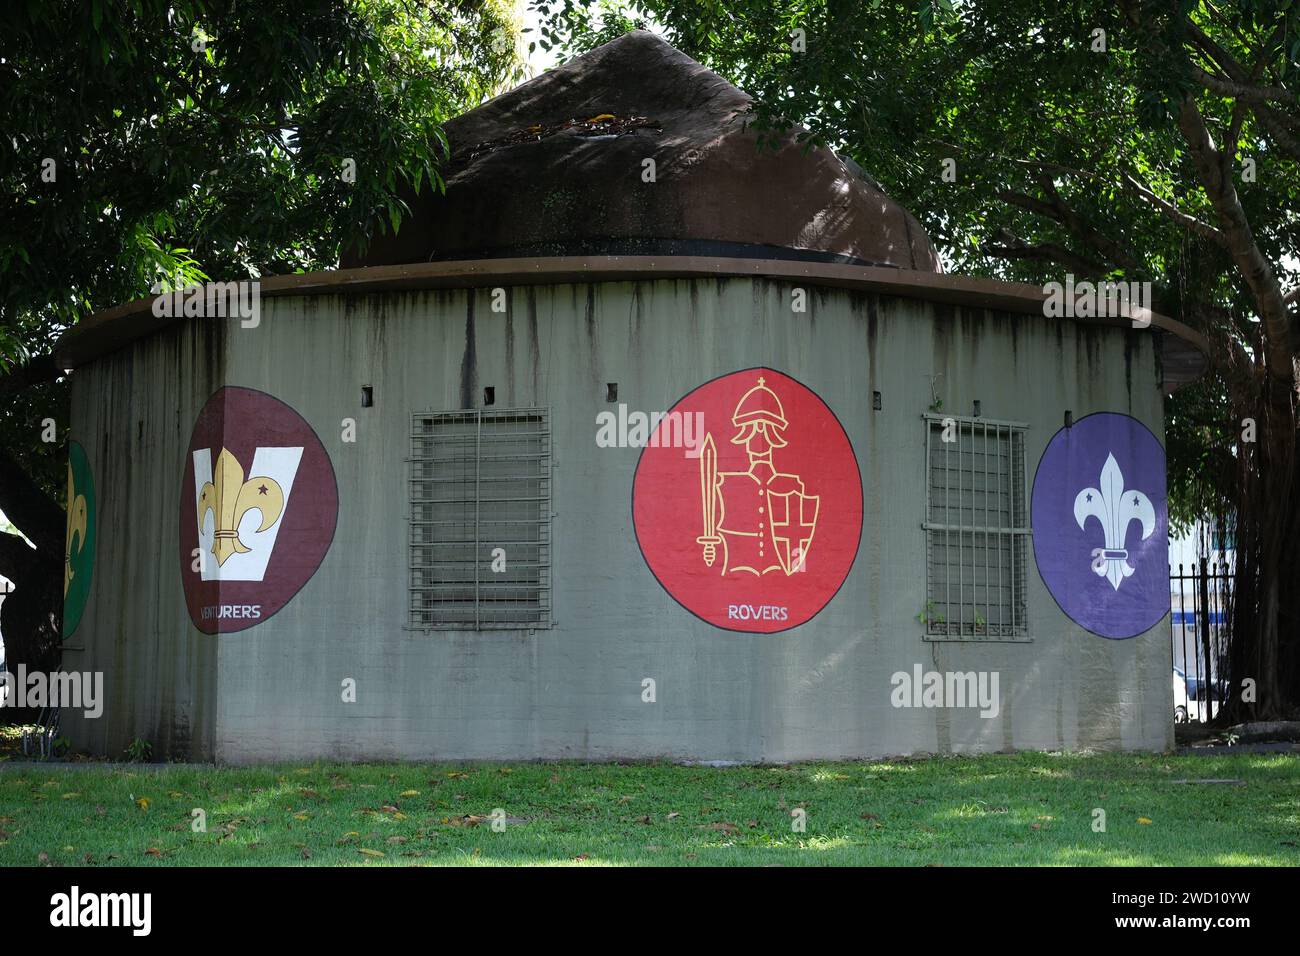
[179,387,338,634]
[63,440,96,639]
[1031,412,1168,640]
[632,367,862,633]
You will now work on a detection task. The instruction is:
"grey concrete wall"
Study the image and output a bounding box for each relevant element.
[62,321,226,759]
[67,277,1174,762]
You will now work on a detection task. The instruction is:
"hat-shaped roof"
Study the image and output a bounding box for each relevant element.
[345,30,941,271]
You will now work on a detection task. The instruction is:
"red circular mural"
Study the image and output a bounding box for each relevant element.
[633,368,862,633]
[178,387,338,634]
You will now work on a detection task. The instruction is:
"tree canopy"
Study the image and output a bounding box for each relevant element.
[0,0,521,672]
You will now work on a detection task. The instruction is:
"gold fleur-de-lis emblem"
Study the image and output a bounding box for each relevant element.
[64,463,88,597]
[198,448,285,566]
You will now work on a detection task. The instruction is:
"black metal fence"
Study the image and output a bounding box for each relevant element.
[1169,560,1232,725]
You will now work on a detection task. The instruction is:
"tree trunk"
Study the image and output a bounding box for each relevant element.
[1220,383,1299,723]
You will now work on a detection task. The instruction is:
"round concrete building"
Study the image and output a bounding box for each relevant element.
[57,31,1205,762]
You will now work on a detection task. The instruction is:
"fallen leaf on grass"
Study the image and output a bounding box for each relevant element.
[399,790,420,798]
[61,793,80,800]
[1137,817,1153,825]
[358,848,385,858]
[135,798,149,811]
[698,822,740,835]
[447,814,493,828]
[573,853,589,861]
[666,812,680,820]
[144,847,161,857]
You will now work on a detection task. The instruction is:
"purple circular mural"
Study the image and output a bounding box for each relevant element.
[1031,412,1168,640]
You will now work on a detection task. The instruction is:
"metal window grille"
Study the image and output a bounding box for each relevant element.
[409,408,552,630]
[923,413,1030,640]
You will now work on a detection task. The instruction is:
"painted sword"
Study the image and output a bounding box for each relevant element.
[696,433,721,567]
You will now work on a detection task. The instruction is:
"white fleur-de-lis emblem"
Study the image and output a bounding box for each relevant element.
[1073,453,1155,591]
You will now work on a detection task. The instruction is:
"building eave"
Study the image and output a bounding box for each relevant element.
[55,256,1209,381]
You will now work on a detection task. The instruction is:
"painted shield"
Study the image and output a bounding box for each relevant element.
[1031,412,1168,639]
[179,387,338,634]
[63,440,96,639]
[633,368,862,633]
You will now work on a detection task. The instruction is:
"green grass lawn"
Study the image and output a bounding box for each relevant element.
[0,752,1297,866]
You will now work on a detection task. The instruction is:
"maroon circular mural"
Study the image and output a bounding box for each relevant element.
[179,387,338,634]
[633,367,862,633]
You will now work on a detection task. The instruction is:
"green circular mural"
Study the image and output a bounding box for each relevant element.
[63,440,96,639]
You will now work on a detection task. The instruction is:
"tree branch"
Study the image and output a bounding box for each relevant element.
[0,352,62,398]
[997,185,1145,274]
[1176,93,1298,385]
[0,442,64,560]
[1120,172,1223,241]
[985,229,1111,277]
[1188,63,1297,108]
[0,530,39,586]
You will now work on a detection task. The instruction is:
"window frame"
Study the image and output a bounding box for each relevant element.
[921,412,1032,642]
[407,406,553,632]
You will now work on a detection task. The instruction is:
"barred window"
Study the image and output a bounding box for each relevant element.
[409,409,552,630]
[923,414,1030,640]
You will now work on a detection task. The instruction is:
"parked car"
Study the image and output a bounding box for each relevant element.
[1173,664,1223,723]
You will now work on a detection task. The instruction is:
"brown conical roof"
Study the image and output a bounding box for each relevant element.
[345,30,940,271]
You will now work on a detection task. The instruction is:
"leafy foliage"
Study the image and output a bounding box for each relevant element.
[0,0,521,673]
[1,0,521,359]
